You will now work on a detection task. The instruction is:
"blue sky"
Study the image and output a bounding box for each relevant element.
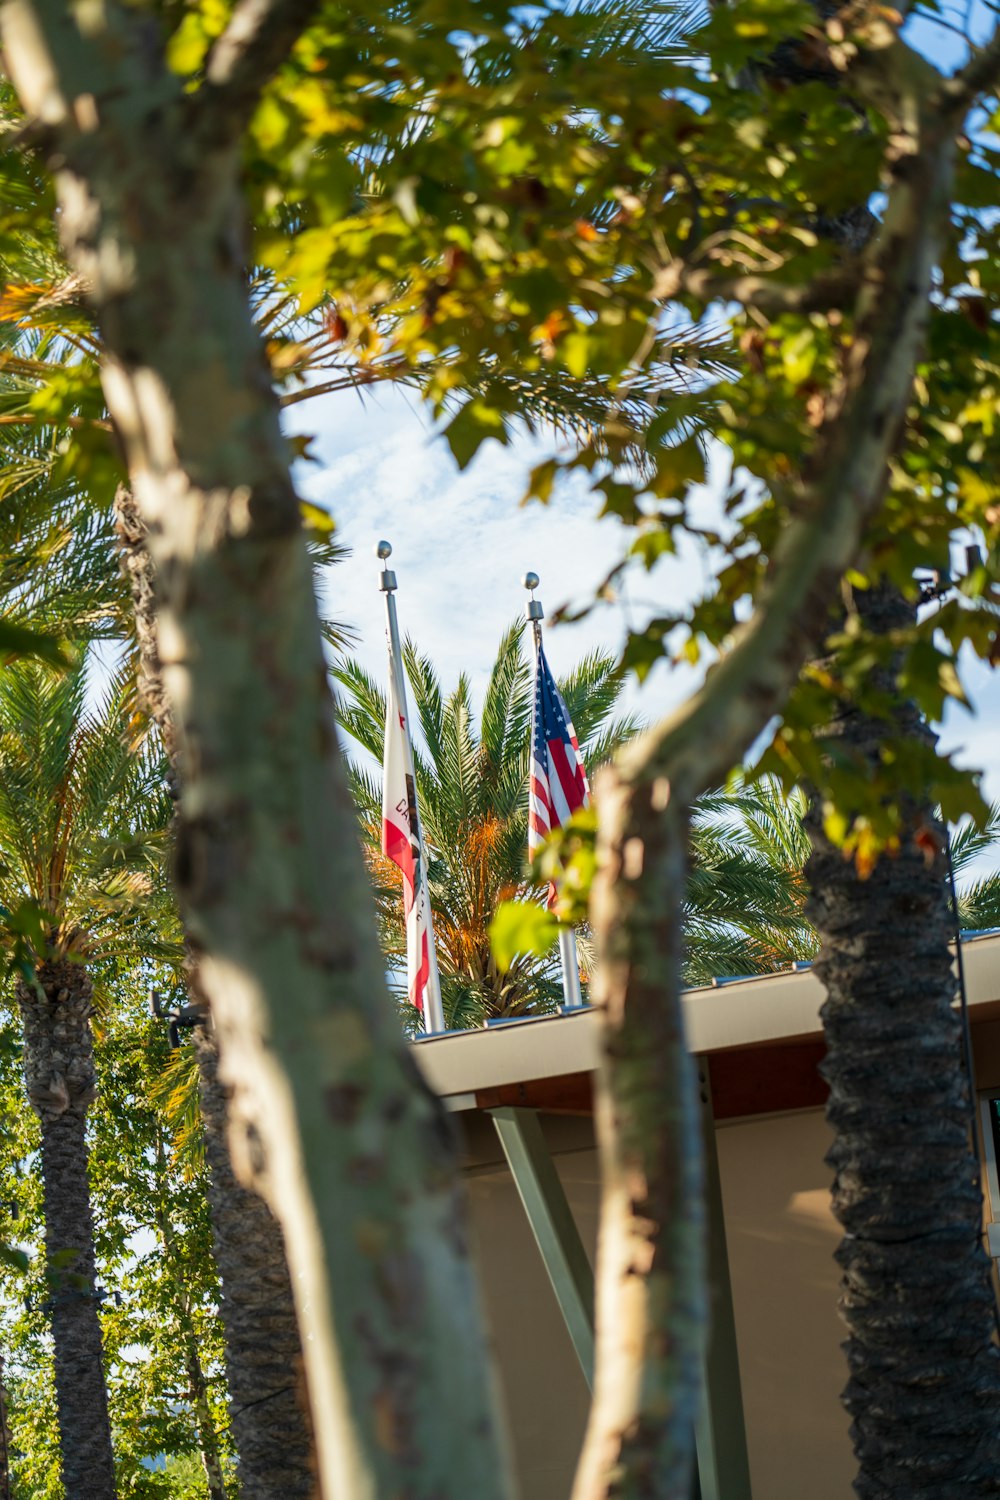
[291,384,1000,822]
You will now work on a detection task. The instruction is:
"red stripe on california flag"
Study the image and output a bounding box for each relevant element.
[411,930,430,1011]
[382,819,416,899]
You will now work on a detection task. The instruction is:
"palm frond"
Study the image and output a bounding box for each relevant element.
[0,651,174,963]
[148,1040,205,1173]
[958,872,1000,933]
[479,621,531,784]
[949,805,1000,880]
[402,641,447,772]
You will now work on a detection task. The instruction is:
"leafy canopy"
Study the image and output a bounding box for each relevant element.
[3,0,1000,847]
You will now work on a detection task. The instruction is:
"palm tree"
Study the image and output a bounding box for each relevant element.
[804,582,1000,1498]
[335,621,639,1027]
[950,806,1000,933]
[337,631,829,1022]
[691,778,1000,982]
[0,658,174,1500]
[685,778,817,983]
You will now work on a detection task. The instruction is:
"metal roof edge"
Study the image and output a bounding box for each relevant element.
[413,929,1000,1101]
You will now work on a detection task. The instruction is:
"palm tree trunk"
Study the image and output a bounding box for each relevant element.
[195,1025,316,1499]
[117,485,317,1497]
[805,582,1000,1497]
[16,959,117,1500]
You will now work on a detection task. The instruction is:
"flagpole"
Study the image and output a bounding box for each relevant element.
[377,541,446,1036]
[523,572,585,1011]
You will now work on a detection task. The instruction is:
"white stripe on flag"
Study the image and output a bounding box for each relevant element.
[546,744,574,827]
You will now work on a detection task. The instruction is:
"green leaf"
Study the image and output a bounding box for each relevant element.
[622,627,668,682]
[630,528,676,570]
[0,1242,28,1274]
[443,400,509,470]
[648,437,706,500]
[490,900,558,972]
[561,331,590,380]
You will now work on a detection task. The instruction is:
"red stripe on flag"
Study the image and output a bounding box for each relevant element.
[411,929,430,1012]
[382,819,416,900]
[529,776,553,819]
[549,737,587,814]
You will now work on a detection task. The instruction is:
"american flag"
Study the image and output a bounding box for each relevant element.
[528,640,590,868]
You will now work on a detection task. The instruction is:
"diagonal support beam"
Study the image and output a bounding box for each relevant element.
[489,1107,595,1386]
[490,1099,748,1500]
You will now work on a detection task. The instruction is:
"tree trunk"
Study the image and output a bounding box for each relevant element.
[573,777,704,1500]
[16,959,117,1500]
[0,1353,12,1500]
[151,1134,230,1500]
[195,1026,316,1500]
[117,486,318,1499]
[806,583,1000,1498]
[566,106,955,1486]
[183,1334,229,1500]
[4,11,514,1498]
[114,487,180,796]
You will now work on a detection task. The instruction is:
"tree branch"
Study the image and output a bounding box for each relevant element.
[651,262,859,314]
[623,118,957,806]
[194,0,325,145]
[935,19,1000,115]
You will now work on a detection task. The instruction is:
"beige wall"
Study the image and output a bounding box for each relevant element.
[460,1113,598,1500]
[461,1107,856,1500]
[451,1014,1000,1499]
[716,1110,853,1500]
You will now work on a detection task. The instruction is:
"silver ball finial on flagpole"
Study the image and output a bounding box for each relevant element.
[376,540,397,592]
[522,570,543,625]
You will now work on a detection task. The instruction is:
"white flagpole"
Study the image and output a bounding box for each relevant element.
[377,541,445,1035]
[523,571,585,1011]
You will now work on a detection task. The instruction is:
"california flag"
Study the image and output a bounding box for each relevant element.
[381,663,432,1014]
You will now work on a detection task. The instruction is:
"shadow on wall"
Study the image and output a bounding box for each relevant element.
[459,1113,598,1500]
[717,1109,854,1500]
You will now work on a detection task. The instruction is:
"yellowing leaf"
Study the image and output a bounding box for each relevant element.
[490,901,558,972]
[561,331,590,380]
[299,499,334,534]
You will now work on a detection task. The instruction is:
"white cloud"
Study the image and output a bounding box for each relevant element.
[293,384,1000,846]
[295,385,703,717]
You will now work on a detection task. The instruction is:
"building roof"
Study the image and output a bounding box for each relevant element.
[413,929,1000,1105]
